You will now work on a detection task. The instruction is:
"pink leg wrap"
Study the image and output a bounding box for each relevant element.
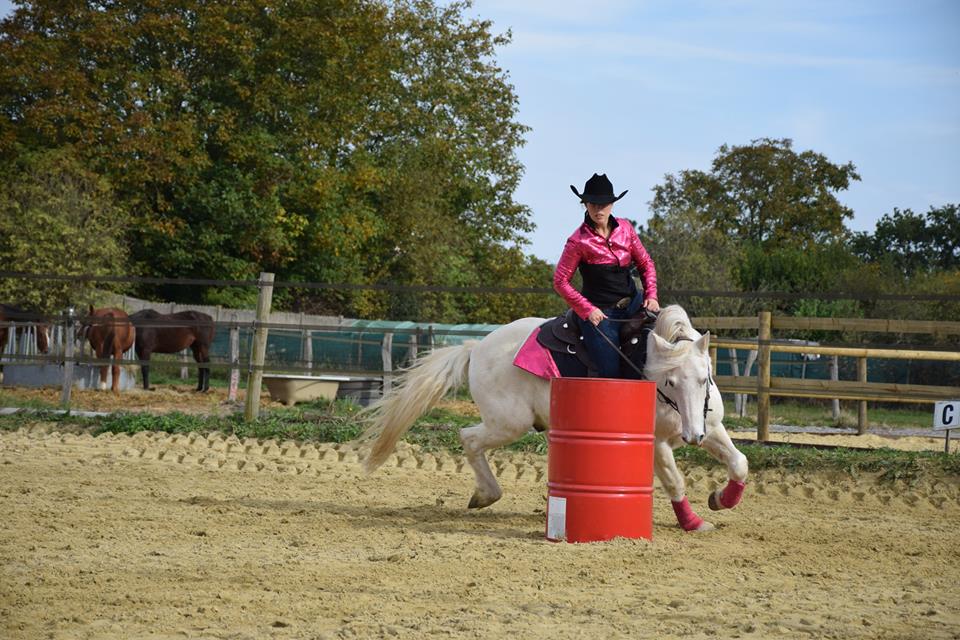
[671,497,704,531]
[719,480,746,509]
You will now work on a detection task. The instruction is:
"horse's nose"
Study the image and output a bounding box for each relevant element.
[683,433,705,446]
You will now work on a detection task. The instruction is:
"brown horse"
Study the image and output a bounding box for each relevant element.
[80,306,136,392]
[129,309,215,392]
[0,303,50,355]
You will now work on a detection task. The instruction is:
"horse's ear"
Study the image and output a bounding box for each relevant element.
[695,331,711,354]
[88,304,95,315]
[650,332,673,355]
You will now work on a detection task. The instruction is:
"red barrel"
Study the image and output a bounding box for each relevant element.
[546,377,656,542]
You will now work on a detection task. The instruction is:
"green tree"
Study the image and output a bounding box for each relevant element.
[650,138,860,249]
[851,205,960,276]
[636,210,746,317]
[0,0,534,320]
[0,148,129,312]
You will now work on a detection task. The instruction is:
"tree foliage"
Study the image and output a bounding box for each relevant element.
[650,138,860,250]
[0,0,538,321]
[851,205,960,276]
[636,210,746,317]
[0,148,129,312]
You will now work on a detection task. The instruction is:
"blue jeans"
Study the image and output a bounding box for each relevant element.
[577,293,645,378]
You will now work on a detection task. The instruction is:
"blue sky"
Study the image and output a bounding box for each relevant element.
[463,0,960,260]
[3,1,958,262]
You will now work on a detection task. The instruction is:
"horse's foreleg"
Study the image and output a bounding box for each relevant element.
[701,426,748,511]
[138,349,152,390]
[97,349,109,391]
[110,347,122,393]
[654,439,714,532]
[459,421,528,509]
[193,344,210,392]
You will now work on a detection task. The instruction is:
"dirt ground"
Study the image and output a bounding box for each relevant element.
[1,404,959,639]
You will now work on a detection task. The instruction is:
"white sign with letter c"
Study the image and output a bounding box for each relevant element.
[933,401,960,430]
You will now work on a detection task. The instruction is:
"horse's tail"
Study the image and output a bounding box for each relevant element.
[101,320,118,358]
[360,341,476,473]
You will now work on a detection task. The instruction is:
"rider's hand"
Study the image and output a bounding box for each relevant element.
[644,298,660,313]
[587,308,606,326]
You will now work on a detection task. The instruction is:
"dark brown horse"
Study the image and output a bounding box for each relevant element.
[129,309,215,392]
[0,303,50,355]
[80,306,136,393]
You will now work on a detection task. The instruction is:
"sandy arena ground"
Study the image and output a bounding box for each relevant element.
[1,405,959,639]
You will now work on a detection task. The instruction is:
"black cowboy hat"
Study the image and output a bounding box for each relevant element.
[570,173,628,204]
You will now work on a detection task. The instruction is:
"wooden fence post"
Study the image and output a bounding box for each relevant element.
[381,332,394,395]
[228,313,240,402]
[409,327,420,365]
[830,356,840,422]
[741,350,757,417]
[757,311,772,442]
[300,313,313,372]
[727,348,746,416]
[857,356,868,434]
[60,308,76,409]
[244,272,274,422]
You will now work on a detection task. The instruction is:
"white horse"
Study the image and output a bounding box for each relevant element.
[361,305,748,532]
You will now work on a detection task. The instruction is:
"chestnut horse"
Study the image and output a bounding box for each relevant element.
[0,303,50,355]
[80,306,136,392]
[129,309,215,392]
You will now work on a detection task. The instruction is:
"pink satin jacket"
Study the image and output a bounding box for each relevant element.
[553,217,658,320]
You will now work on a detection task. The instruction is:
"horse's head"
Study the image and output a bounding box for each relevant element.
[645,305,713,446]
[35,323,50,354]
[77,306,99,346]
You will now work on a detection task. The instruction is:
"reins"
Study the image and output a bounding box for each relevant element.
[594,326,712,420]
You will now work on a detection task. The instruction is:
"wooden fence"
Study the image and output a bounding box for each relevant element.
[6,278,960,436]
[694,312,960,440]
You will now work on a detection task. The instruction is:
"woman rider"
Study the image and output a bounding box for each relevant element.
[553,173,660,378]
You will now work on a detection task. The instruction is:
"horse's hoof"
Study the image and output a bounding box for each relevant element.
[690,521,715,533]
[467,492,501,509]
[708,490,721,511]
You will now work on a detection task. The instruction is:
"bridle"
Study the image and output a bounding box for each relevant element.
[595,329,713,421]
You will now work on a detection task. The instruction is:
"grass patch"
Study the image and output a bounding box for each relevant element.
[674,442,960,484]
[1,395,954,482]
[133,362,231,389]
[720,398,933,431]
[0,389,57,411]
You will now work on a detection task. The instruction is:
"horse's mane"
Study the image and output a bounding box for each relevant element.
[653,305,698,343]
[645,305,705,377]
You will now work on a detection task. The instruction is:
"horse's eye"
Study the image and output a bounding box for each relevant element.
[665,379,675,387]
